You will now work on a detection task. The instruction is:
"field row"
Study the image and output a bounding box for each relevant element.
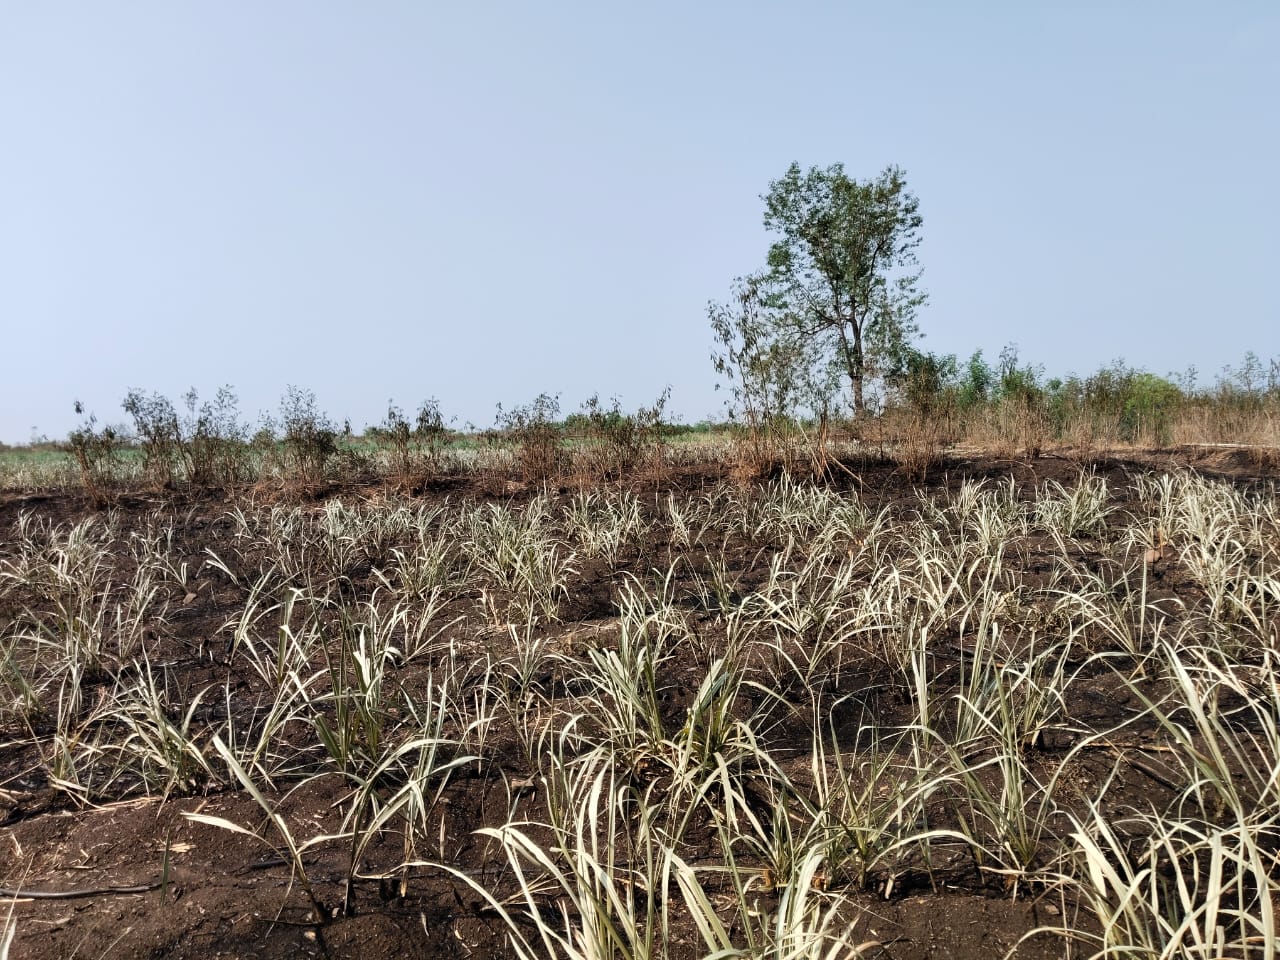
[2,468,1278,958]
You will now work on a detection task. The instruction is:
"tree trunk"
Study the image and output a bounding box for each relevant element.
[840,322,866,418]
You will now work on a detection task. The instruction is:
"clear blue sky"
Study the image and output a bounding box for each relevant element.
[2,2,1276,443]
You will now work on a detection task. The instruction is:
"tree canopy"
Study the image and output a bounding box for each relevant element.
[759,162,926,417]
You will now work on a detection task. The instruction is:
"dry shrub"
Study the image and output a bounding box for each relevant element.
[570,389,670,482]
[727,427,782,483]
[884,408,944,482]
[180,387,252,488]
[496,393,569,484]
[1056,407,1125,464]
[64,404,118,508]
[724,416,829,483]
[122,389,182,489]
[122,387,251,491]
[253,387,339,495]
[964,398,1050,460]
[369,399,451,492]
[1170,400,1280,447]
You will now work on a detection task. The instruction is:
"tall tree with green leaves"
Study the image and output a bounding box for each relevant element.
[762,162,927,417]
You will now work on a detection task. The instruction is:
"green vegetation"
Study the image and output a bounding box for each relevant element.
[0,351,1277,497]
[759,162,926,419]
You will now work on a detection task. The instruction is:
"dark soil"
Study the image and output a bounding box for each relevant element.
[1,447,1276,959]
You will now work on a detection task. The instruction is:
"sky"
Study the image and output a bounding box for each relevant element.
[1,2,1276,443]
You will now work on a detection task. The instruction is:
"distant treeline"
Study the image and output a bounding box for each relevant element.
[886,347,1280,449]
[5,349,1275,499]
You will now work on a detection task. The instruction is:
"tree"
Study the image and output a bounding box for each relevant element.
[709,275,843,473]
[710,276,812,435]
[761,162,926,417]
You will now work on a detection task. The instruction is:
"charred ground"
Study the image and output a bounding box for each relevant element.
[1,450,1277,959]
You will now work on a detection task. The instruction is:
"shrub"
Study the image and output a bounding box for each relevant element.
[64,402,118,507]
[369,399,452,491]
[495,393,567,483]
[958,349,995,409]
[709,277,817,477]
[122,386,252,490]
[277,386,338,487]
[568,388,671,481]
[1082,362,1183,446]
[122,389,182,488]
[993,345,1050,458]
[181,386,251,487]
